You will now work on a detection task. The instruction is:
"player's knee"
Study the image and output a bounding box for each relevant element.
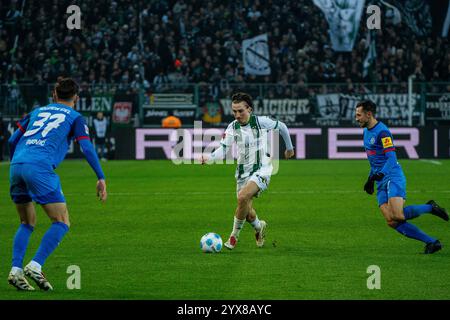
[246,211,256,222]
[387,220,399,229]
[50,215,70,227]
[237,193,251,205]
[21,220,36,227]
[392,211,405,221]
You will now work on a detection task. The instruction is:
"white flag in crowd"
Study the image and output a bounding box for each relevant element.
[313,0,365,52]
[242,34,271,76]
[362,30,376,78]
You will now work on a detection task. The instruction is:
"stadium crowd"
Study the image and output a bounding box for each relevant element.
[0,0,449,93]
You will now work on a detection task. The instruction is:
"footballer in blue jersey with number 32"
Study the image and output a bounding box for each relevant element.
[356,100,448,254]
[7,78,107,291]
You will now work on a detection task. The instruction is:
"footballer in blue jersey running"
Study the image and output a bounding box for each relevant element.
[7,78,107,291]
[356,100,448,254]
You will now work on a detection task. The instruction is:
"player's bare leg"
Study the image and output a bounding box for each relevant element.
[246,200,267,247]
[42,202,71,227]
[8,202,37,291]
[225,182,259,250]
[24,203,70,291]
[380,198,441,253]
[16,202,37,227]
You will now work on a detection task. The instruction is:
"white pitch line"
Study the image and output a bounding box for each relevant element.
[63,190,450,196]
[420,159,442,165]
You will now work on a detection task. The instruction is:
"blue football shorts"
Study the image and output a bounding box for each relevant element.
[376,174,406,206]
[10,163,66,205]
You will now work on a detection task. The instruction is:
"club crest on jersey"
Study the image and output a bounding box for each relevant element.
[370,137,375,144]
[382,137,393,148]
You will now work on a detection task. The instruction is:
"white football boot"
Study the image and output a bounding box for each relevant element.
[255,220,267,248]
[8,269,35,291]
[24,263,53,291]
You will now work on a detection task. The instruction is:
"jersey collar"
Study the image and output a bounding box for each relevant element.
[49,102,73,110]
[367,121,381,131]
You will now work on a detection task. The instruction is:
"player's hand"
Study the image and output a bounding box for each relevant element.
[364,178,375,195]
[371,172,385,181]
[284,149,295,159]
[96,179,107,202]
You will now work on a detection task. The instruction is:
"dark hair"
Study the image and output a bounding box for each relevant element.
[356,100,377,115]
[54,77,79,100]
[231,92,253,110]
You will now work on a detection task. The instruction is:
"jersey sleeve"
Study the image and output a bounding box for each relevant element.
[78,138,106,180]
[220,122,235,147]
[72,116,91,142]
[257,116,279,130]
[378,130,395,153]
[258,116,294,150]
[16,114,31,133]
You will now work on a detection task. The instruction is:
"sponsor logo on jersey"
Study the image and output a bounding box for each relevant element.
[381,137,393,148]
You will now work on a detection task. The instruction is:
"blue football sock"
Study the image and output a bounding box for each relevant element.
[12,224,34,268]
[32,222,69,267]
[395,221,436,244]
[403,204,432,220]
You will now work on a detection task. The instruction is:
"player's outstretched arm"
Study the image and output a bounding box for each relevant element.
[278,121,295,159]
[364,175,375,195]
[8,129,24,159]
[8,115,30,159]
[78,138,107,202]
[200,145,226,165]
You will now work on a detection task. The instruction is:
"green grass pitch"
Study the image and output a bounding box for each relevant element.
[0,160,449,299]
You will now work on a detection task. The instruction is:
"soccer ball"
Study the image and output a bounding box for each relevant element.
[200,233,223,253]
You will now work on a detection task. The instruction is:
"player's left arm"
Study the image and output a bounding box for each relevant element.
[72,116,107,201]
[8,114,30,159]
[201,122,235,164]
[373,130,398,180]
[258,116,294,159]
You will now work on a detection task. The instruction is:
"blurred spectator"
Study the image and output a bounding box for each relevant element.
[93,111,108,161]
[0,0,447,89]
[0,113,5,161]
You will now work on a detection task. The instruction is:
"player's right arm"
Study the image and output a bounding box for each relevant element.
[8,114,30,159]
[258,116,294,159]
[200,122,234,164]
[72,116,107,201]
[363,171,375,195]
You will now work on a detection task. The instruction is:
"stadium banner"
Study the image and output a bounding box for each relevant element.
[141,93,197,126]
[131,126,450,160]
[219,98,312,126]
[425,93,450,124]
[111,93,139,127]
[314,93,422,126]
[313,0,365,52]
[242,33,271,75]
[142,106,197,126]
[75,93,113,113]
[219,94,422,127]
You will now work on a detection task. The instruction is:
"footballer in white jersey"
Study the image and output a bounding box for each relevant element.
[201,92,294,250]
